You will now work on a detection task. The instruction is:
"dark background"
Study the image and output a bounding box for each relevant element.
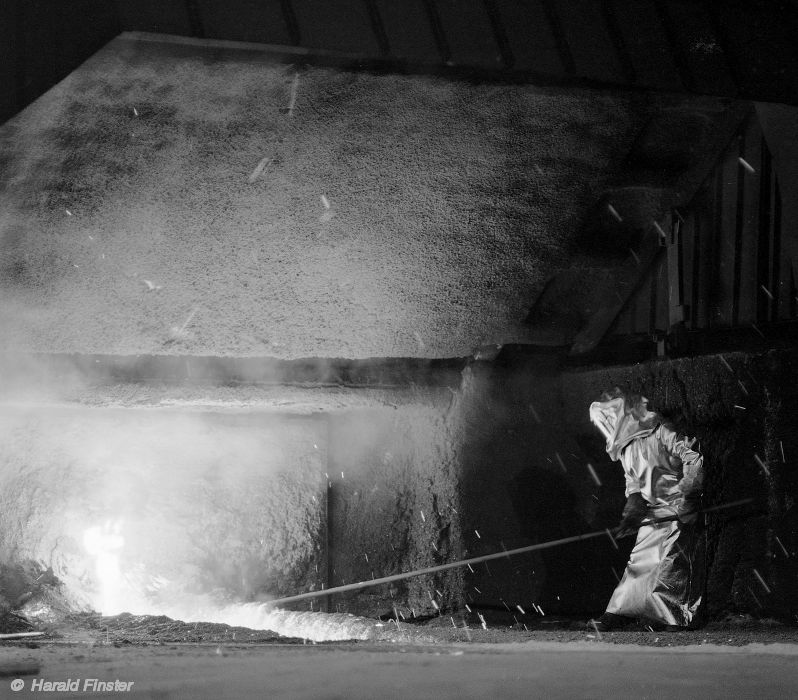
[3,0,798,126]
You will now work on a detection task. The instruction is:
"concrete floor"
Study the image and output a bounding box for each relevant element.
[2,640,798,699]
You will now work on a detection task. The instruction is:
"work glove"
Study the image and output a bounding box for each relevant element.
[614,492,648,540]
[676,496,701,524]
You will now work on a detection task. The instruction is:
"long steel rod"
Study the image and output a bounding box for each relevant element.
[268,498,755,607]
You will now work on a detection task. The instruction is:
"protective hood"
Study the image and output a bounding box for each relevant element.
[589,396,660,461]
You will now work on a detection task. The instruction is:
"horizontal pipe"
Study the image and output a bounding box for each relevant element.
[267,497,755,607]
[267,530,608,606]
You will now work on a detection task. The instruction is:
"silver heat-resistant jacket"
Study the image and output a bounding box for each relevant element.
[589,396,705,626]
[589,397,703,517]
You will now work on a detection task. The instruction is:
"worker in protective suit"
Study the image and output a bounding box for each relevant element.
[589,388,705,630]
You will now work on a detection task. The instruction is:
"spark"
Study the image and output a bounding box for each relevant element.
[451,506,458,514]
[775,536,790,558]
[738,380,749,395]
[321,194,330,209]
[66,209,72,216]
[324,472,329,479]
[753,453,771,477]
[364,553,369,563]
[451,616,457,628]
[555,452,567,473]
[719,355,734,373]
[431,600,439,611]
[760,285,774,300]
[516,605,525,614]
[587,463,602,486]
[738,157,756,174]
[248,156,272,183]
[589,619,603,641]
[398,611,405,620]
[287,73,299,116]
[733,405,746,410]
[474,530,481,539]
[751,323,766,339]
[652,220,667,242]
[467,563,474,573]
[133,107,138,116]
[435,589,443,598]
[420,510,426,522]
[341,471,344,479]
[474,587,482,593]
[605,529,619,549]
[780,441,786,462]
[465,604,472,612]
[538,606,545,616]
[142,279,162,292]
[746,585,762,608]
[501,600,511,612]
[168,306,198,341]
[752,568,771,594]
[629,248,640,265]
[513,615,518,625]
[478,613,487,630]
[607,203,623,222]
[432,542,438,551]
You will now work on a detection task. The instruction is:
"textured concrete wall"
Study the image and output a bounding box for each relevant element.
[454,355,621,617]
[561,349,798,620]
[0,34,706,359]
[327,395,463,617]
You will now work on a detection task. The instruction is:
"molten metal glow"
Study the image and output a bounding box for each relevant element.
[83,521,125,615]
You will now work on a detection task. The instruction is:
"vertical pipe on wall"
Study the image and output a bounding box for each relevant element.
[731,132,746,326]
[691,210,701,330]
[772,180,783,322]
[709,164,723,327]
[757,137,773,323]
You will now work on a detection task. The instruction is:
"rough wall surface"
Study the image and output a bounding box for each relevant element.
[0,34,723,359]
[327,393,464,617]
[0,407,327,612]
[454,356,621,617]
[561,349,798,620]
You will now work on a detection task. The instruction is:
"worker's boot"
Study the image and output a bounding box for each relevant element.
[588,612,633,632]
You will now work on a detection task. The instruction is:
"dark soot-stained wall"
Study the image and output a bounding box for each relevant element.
[562,349,798,619]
